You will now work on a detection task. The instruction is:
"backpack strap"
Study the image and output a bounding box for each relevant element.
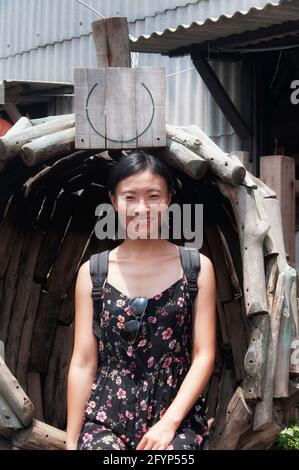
[179,246,201,305]
[89,249,110,339]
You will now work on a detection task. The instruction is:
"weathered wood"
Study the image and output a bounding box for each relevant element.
[166,124,246,185]
[204,222,234,303]
[216,294,230,349]
[223,299,249,382]
[34,192,79,282]
[30,114,74,126]
[0,115,75,160]
[135,67,166,148]
[27,373,45,423]
[20,127,75,167]
[75,67,166,149]
[0,355,34,427]
[5,227,44,376]
[210,386,252,450]
[242,314,270,401]
[274,265,296,397]
[16,282,42,391]
[44,325,74,429]
[91,17,131,68]
[260,155,296,266]
[23,150,92,192]
[0,237,23,343]
[0,189,26,278]
[242,256,277,400]
[45,184,106,297]
[30,291,62,374]
[216,181,270,316]
[58,279,76,326]
[3,103,22,124]
[208,365,236,448]
[0,344,23,430]
[0,390,24,431]
[236,409,284,449]
[290,290,299,375]
[12,418,66,450]
[0,435,15,449]
[257,196,287,267]
[4,116,33,137]
[253,271,285,430]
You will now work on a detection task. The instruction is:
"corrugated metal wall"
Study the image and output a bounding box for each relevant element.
[0,0,249,152]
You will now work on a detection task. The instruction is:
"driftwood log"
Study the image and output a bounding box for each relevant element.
[0,16,297,452]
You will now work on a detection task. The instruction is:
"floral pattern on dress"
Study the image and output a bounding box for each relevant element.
[76,274,209,450]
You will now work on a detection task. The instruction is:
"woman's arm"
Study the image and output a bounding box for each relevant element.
[136,253,216,450]
[66,261,98,450]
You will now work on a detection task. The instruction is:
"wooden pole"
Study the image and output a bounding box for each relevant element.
[91,17,131,68]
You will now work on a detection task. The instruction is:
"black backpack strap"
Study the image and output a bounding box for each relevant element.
[89,249,109,338]
[179,246,201,305]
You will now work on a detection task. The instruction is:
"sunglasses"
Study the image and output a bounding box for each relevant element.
[120,296,148,344]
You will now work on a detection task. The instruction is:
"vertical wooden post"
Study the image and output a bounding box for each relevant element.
[91,17,131,68]
[260,155,296,267]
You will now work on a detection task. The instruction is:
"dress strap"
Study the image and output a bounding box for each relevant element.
[179,246,201,304]
[89,249,110,338]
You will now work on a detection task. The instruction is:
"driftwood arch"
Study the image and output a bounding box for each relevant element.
[0,116,298,450]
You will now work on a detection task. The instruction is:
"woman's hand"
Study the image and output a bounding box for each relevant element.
[136,417,178,450]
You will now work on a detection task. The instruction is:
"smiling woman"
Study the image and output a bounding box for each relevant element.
[66,150,216,451]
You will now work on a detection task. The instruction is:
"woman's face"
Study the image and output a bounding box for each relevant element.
[109,169,172,239]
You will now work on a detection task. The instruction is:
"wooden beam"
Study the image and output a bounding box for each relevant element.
[3,103,22,123]
[191,56,251,140]
[260,155,296,267]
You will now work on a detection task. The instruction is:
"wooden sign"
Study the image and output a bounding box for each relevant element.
[74,66,166,149]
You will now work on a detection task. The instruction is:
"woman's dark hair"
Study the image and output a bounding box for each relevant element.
[107,149,179,197]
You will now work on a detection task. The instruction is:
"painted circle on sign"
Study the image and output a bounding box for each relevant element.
[85,82,155,144]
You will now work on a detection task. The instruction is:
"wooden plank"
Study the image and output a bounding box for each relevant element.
[0,238,23,344]
[34,192,79,283]
[223,299,249,382]
[45,184,105,297]
[27,373,45,423]
[209,386,252,450]
[29,290,61,373]
[91,17,131,68]
[74,68,91,149]
[75,67,166,150]
[5,227,44,375]
[136,66,166,147]
[15,282,42,391]
[260,155,296,267]
[87,68,106,149]
[253,271,285,430]
[106,67,136,149]
[44,325,74,429]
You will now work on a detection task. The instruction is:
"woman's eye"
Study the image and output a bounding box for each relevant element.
[149,195,159,199]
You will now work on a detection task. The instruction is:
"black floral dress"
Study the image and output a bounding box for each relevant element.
[76,273,209,450]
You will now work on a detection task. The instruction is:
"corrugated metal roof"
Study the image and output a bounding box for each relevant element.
[0,0,202,58]
[130,0,299,53]
[0,0,282,58]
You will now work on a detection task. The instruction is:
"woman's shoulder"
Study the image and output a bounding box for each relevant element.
[197,251,216,288]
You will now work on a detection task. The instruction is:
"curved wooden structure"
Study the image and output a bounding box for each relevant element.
[0,115,298,450]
